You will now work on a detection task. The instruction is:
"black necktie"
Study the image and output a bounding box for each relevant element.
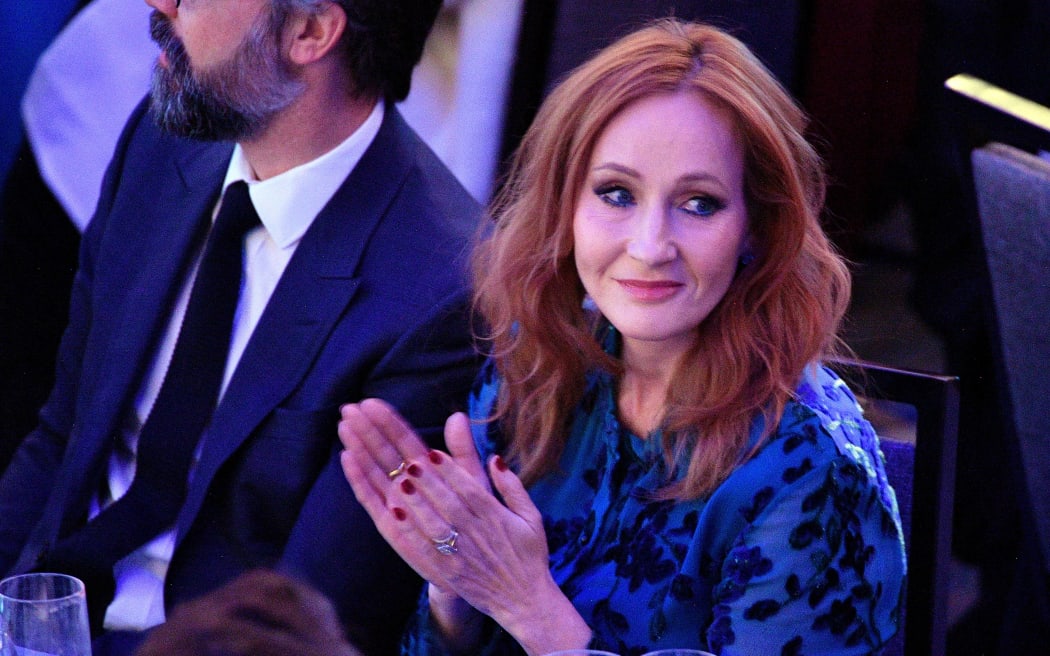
[46,181,260,629]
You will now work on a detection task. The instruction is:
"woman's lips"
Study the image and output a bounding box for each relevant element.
[616,279,683,301]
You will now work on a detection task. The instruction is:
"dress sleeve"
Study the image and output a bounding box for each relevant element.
[400,587,529,656]
[399,592,456,656]
[706,450,906,656]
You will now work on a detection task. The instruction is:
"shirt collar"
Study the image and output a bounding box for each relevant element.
[220,100,385,248]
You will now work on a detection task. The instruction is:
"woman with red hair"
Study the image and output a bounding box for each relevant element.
[340,19,904,655]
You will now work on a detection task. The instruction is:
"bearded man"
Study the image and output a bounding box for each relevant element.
[0,1,480,654]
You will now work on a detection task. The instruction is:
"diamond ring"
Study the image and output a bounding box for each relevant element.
[430,527,459,555]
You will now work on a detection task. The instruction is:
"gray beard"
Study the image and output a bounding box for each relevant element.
[148,10,304,142]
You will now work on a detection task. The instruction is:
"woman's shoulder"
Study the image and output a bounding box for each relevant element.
[702,365,906,655]
[787,364,894,505]
[704,364,900,535]
[764,363,884,473]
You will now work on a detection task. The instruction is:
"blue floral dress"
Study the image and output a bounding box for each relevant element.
[403,355,906,656]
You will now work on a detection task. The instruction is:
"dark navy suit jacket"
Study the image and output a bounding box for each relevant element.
[0,98,481,654]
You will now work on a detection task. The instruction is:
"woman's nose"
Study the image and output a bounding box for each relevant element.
[626,208,676,265]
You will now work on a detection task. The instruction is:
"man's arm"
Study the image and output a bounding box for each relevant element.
[279,287,481,655]
[0,98,151,573]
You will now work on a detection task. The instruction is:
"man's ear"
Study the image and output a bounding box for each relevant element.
[286,2,347,66]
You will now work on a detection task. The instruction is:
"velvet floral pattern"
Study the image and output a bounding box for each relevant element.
[402,358,905,656]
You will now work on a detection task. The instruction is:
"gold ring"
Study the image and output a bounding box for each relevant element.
[387,461,407,480]
[431,527,459,555]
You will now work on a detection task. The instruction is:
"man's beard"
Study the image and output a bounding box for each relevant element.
[148,9,305,141]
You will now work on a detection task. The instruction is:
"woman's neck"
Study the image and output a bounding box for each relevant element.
[617,338,690,437]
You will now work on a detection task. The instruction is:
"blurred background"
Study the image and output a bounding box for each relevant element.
[3,1,1049,653]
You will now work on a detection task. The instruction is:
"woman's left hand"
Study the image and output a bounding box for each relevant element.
[338,399,591,654]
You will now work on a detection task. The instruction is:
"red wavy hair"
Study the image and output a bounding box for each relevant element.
[473,19,850,500]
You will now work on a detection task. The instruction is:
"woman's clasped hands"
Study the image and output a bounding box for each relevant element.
[337,399,592,655]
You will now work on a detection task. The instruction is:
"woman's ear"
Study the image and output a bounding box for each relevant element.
[285,2,347,66]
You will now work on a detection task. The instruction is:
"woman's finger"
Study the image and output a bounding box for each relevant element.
[488,455,544,530]
[338,402,407,481]
[402,448,509,531]
[339,399,435,496]
[341,449,461,586]
[339,446,392,522]
[389,467,464,549]
[357,398,431,460]
[444,412,489,490]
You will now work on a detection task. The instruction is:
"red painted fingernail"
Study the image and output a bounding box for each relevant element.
[494,455,509,472]
[407,463,423,478]
[400,479,415,495]
[392,507,407,521]
[428,450,443,465]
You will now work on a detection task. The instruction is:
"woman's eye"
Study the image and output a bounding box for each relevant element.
[682,195,724,217]
[596,185,634,208]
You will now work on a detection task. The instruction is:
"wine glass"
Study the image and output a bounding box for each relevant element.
[0,573,92,656]
[641,650,716,656]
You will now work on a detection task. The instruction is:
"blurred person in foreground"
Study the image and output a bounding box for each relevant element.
[135,569,362,656]
[0,0,480,654]
[339,19,906,656]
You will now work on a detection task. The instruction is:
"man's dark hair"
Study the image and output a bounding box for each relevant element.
[314,0,443,102]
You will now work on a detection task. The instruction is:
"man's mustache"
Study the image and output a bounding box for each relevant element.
[149,10,187,66]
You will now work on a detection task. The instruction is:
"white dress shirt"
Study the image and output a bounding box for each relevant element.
[98,101,385,631]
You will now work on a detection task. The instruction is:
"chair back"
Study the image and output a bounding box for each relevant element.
[971,142,1050,576]
[830,359,959,656]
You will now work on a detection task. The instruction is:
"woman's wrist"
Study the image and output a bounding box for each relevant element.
[495,577,593,656]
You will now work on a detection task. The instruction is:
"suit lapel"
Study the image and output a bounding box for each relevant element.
[181,109,419,528]
[88,142,231,438]
[55,138,233,532]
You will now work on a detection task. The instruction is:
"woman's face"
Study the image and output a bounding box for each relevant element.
[573,91,750,361]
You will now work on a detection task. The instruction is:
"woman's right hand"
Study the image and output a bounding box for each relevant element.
[338,400,495,583]
[338,400,487,650]
[337,400,592,655]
